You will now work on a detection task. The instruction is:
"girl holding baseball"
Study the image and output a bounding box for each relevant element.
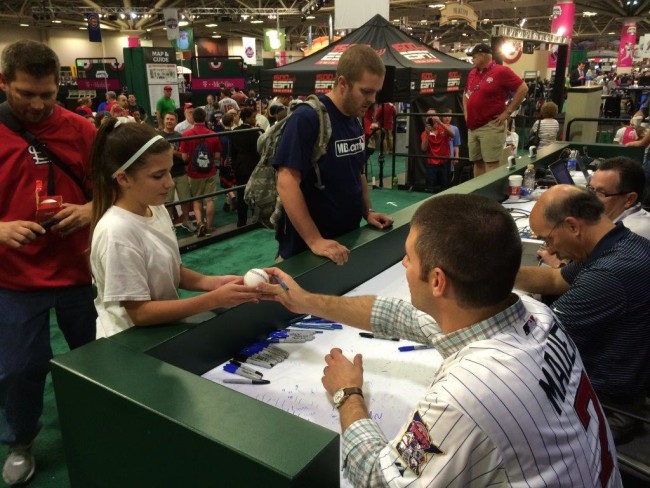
[90,120,259,338]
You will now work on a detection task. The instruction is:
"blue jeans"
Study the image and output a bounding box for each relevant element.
[0,285,96,445]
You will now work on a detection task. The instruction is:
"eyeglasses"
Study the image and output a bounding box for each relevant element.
[586,184,629,199]
[539,219,565,248]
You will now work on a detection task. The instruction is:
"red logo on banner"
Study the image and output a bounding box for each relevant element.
[392,43,441,64]
[447,71,461,91]
[315,73,335,94]
[419,73,436,94]
[273,74,295,94]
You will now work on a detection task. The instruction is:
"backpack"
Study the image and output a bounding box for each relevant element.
[191,139,214,173]
[244,94,332,229]
[621,126,637,145]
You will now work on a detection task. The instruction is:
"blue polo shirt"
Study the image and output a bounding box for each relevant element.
[555,223,650,402]
[274,95,365,259]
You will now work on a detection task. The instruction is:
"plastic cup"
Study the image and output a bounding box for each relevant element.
[508,175,523,199]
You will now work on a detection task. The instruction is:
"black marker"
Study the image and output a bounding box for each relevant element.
[41,218,59,230]
[223,378,270,385]
[359,332,399,341]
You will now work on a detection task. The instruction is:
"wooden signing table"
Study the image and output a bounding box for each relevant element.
[50,143,645,487]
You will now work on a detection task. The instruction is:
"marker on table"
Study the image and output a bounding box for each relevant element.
[233,353,276,369]
[229,360,263,377]
[223,378,270,385]
[224,363,264,381]
[273,275,289,291]
[359,332,400,341]
[398,344,435,352]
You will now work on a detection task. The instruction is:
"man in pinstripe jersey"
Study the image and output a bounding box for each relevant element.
[264,194,622,487]
[516,184,650,444]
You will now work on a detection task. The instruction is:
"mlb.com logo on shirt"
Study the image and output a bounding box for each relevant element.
[335,136,364,157]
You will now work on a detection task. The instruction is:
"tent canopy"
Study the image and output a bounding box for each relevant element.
[260,14,472,102]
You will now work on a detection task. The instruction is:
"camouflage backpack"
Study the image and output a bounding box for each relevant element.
[244,95,332,229]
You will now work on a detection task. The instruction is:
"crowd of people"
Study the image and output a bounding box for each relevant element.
[1,37,649,488]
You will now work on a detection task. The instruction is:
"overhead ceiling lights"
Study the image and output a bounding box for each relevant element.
[582,11,597,17]
[428,4,445,8]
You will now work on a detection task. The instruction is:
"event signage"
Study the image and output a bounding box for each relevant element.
[264,28,285,51]
[440,3,478,29]
[547,1,574,68]
[447,71,461,91]
[419,73,436,94]
[272,74,296,94]
[163,9,179,40]
[617,20,637,68]
[392,43,441,64]
[314,73,335,93]
[242,37,257,65]
[143,48,175,64]
[492,25,569,46]
[87,13,101,43]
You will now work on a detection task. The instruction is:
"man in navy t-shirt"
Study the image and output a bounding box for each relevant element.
[274,45,393,264]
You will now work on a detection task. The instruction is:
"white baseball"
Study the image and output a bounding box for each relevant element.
[243,268,270,287]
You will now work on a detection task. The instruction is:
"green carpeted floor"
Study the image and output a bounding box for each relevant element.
[1,153,429,488]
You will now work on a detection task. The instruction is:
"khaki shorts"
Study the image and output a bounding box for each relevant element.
[468,120,506,163]
[189,175,217,202]
[165,174,192,203]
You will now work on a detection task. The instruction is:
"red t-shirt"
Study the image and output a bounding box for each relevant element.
[421,125,451,165]
[179,123,222,179]
[464,62,524,130]
[363,105,375,137]
[376,103,396,131]
[0,104,95,291]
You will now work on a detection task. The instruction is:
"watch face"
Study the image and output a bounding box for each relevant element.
[333,389,345,405]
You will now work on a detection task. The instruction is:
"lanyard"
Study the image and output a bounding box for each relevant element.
[467,62,495,93]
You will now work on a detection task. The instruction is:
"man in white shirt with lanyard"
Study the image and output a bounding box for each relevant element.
[262,194,621,488]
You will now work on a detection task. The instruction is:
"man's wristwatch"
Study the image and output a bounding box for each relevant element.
[332,387,364,409]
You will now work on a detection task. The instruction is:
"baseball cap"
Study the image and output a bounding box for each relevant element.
[470,43,492,56]
[163,85,172,90]
[184,102,194,110]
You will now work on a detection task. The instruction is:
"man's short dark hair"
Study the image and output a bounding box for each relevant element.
[240,107,255,121]
[597,157,645,202]
[544,187,604,225]
[411,194,521,308]
[1,40,60,83]
[192,107,207,123]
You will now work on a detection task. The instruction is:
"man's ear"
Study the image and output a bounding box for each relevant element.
[624,191,639,209]
[429,267,447,298]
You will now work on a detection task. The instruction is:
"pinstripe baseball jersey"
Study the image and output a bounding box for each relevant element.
[342,294,622,488]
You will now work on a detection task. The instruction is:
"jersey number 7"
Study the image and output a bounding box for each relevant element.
[574,372,614,487]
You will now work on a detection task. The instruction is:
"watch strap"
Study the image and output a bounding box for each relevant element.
[335,387,364,409]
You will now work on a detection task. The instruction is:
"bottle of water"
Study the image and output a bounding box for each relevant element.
[567,158,577,173]
[523,164,536,196]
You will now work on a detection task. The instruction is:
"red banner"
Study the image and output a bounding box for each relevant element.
[548,1,574,69]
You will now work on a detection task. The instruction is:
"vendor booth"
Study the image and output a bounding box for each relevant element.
[259,14,473,190]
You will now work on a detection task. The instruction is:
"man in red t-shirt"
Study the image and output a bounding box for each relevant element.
[376,102,396,153]
[420,109,454,193]
[179,107,222,237]
[463,44,528,177]
[0,40,96,485]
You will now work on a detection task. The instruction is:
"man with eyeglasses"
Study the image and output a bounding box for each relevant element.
[588,157,650,240]
[515,184,650,444]
[539,157,650,268]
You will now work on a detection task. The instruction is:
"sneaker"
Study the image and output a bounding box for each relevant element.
[196,223,211,238]
[3,443,35,485]
[181,221,197,233]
